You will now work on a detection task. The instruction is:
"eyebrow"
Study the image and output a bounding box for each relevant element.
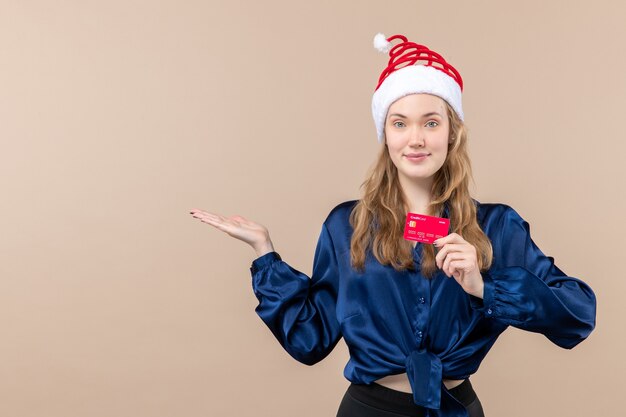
[388,112,443,119]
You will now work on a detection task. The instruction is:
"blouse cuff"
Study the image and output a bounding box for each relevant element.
[469,271,496,318]
[250,251,282,275]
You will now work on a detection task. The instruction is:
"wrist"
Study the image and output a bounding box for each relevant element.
[471,279,484,299]
[254,240,275,258]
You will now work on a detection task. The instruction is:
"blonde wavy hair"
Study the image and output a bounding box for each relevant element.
[349,99,493,278]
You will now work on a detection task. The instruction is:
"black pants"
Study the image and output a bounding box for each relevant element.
[336,379,485,417]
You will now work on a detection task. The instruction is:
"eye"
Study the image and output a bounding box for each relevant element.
[393,121,405,128]
[426,120,439,128]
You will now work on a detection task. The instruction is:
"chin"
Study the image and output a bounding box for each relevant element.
[401,171,434,180]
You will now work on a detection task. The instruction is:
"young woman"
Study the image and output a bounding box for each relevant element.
[190,33,597,417]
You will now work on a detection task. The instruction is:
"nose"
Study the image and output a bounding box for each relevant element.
[408,126,425,147]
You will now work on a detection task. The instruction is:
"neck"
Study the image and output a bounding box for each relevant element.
[398,174,433,215]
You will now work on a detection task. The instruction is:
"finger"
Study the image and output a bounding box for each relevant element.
[435,246,446,269]
[442,253,452,276]
[443,252,466,277]
[447,261,458,279]
[190,208,213,216]
[434,233,457,246]
[193,212,231,227]
[447,260,465,281]
[196,216,224,231]
[438,243,466,252]
[197,216,222,227]
[450,263,462,280]
[435,244,464,268]
[194,211,225,222]
[190,209,210,218]
[435,233,467,246]
[199,216,239,234]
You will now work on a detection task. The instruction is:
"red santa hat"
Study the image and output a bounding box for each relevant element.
[371,33,464,144]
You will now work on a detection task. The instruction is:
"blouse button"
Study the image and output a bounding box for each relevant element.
[418,297,425,304]
[487,308,493,315]
[416,330,423,338]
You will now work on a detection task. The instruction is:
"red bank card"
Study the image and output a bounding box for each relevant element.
[403,212,450,244]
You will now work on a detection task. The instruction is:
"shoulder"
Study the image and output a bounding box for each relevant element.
[475,198,515,218]
[476,198,507,212]
[323,199,359,229]
[474,199,530,234]
[325,199,359,221]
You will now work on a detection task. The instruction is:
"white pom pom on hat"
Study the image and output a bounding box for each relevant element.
[373,33,391,53]
[371,33,464,144]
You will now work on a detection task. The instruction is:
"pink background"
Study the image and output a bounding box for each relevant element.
[0,1,622,416]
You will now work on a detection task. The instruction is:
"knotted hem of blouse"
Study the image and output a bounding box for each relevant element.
[405,348,470,417]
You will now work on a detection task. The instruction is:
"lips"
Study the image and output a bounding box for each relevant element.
[405,153,430,157]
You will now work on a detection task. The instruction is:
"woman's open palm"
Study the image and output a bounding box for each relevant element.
[189,209,271,251]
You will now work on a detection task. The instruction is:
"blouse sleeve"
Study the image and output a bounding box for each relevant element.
[470,206,596,349]
[249,222,342,365]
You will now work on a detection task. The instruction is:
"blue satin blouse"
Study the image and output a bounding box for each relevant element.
[249,199,596,417]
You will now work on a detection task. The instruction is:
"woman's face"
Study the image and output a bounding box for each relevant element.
[384,93,450,183]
